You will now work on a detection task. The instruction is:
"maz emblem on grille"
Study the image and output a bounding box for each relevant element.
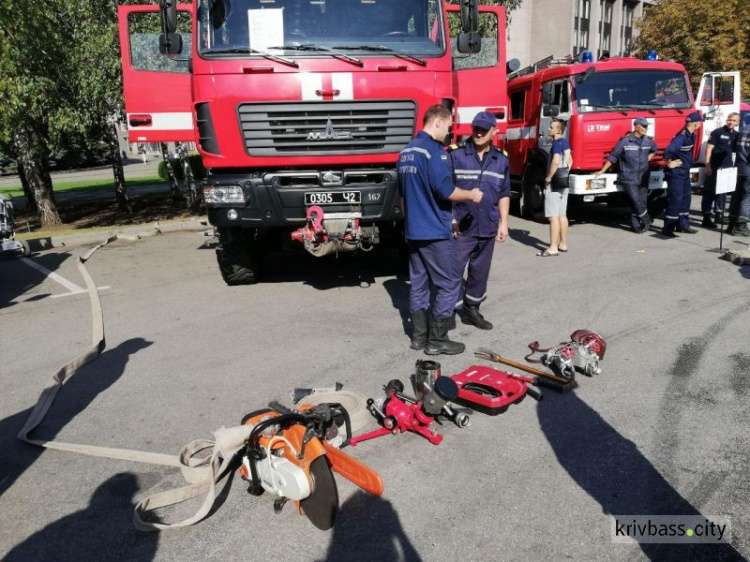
[307,118,354,141]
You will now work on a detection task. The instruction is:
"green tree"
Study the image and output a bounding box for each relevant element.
[633,0,749,96]
[49,0,133,214]
[0,4,67,226]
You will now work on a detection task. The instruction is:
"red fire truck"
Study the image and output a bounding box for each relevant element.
[118,0,508,284]
[505,53,712,220]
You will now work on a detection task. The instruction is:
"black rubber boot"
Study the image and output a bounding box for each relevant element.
[701,215,718,229]
[410,310,429,350]
[448,311,457,331]
[425,316,465,356]
[461,305,493,330]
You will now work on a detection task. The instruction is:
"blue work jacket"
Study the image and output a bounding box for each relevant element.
[708,126,738,169]
[607,133,658,187]
[664,128,696,179]
[448,141,510,237]
[736,126,750,177]
[398,131,455,241]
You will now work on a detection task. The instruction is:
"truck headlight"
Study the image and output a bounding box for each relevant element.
[203,185,246,204]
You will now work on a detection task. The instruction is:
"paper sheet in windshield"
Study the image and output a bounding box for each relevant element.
[248,9,284,52]
[715,167,738,195]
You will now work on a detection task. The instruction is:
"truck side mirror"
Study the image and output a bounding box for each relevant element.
[457,32,481,54]
[161,0,178,34]
[159,33,183,55]
[542,83,555,105]
[460,0,479,33]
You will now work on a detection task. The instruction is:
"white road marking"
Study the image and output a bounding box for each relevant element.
[18,258,109,298]
[50,287,110,299]
[20,258,83,292]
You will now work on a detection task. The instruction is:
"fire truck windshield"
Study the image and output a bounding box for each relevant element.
[574,70,692,113]
[197,0,445,58]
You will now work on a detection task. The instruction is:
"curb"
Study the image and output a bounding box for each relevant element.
[25,218,212,252]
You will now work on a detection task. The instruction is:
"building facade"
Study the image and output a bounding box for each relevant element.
[508,0,656,68]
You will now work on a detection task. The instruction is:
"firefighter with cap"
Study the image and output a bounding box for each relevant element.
[594,117,658,233]
[701,112,740,228]
[398,104,483,355]
[447,111,510,330]
[661,112,702,236]
[727,123,750,237]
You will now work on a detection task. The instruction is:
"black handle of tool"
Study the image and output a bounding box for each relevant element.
[525,383,543,401]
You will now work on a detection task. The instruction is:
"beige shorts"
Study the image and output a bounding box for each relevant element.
[545,187,569,218]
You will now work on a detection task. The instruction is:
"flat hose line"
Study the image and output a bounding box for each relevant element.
[14,235,371,531]
[297,391,372,433]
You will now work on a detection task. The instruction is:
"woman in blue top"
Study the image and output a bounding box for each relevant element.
[538,118,572,257]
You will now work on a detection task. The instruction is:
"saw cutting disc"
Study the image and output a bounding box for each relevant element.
[300,457,339,530]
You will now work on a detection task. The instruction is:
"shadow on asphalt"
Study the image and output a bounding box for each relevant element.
[508,228,548,251]
[0,338,153,499]
[382,277,411,340]
[0,252,71,308]
[318,491,422,562]
[259,247,408,291]
[3,472,160,562]
[538,391,746,561]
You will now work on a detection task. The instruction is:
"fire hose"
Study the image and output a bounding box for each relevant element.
[15,235,371,531]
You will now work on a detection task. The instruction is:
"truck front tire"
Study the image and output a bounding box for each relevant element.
[216,230,263,285]
[522,176,546,222]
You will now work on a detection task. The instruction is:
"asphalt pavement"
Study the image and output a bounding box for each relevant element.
[1,197,749,562]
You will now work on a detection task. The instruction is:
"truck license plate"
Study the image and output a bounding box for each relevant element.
[305,191,361,205]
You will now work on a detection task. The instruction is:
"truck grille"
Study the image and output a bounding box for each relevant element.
[237,101,416,156]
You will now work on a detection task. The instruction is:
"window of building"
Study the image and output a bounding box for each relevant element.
[620,0,637,55]
[574,0,591,55]
[510,90,526,121]
[598,0,613,59]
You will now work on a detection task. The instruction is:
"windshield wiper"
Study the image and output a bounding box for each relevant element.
[334,45,426,66]
[579,103,629,116]
[618,104,656,115]
[268,44,363,67]
[203,47,298,68]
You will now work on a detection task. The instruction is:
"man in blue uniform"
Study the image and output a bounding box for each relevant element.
[398,104,483,355]
[448,111,510,330]
[594,117,658,233]
[727,124,750,237]
[661,112,703,237]
[701,112,740,228]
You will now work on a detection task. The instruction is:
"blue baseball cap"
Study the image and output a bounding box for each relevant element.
[634,117,649,127]
[685,112,702,123]
[472,111,497,130]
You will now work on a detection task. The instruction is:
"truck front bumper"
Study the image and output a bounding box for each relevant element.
[567,167,704,201]
[205,168,402,229]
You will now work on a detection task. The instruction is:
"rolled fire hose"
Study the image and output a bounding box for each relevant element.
[297,390,372,433]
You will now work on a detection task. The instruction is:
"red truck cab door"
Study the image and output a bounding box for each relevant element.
[117,4,195,143]
[695,71,741,163]
[446,6,507,142]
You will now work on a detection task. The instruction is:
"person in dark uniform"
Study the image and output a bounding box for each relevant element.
[447,111,510,331]
[727,124,750,237]
[398,104,483,355]
[701,112,740,228]
[594,117,658,233]
[661,112,702,237]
